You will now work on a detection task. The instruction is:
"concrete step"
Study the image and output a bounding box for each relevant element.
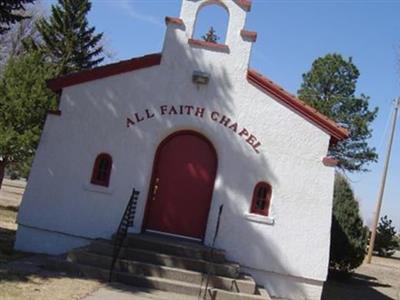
[256,286,273,300]
[89,240,240,278]
[68,249,256,294]
[45,258,268,300]
[119,233,227,263]
[209,288,269,300]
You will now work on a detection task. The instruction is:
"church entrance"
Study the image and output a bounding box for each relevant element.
[144,131,218,241]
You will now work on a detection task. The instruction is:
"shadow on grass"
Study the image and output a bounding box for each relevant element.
[374,254,400,262]
[0,227,32,264]
[322,270,393,300]
[0,205,19,213]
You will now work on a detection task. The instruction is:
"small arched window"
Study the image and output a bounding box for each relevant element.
[91,153,112,187]
[251,182,272,216]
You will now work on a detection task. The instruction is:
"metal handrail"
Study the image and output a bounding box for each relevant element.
[109,188,140,282]
[200,204,224,299]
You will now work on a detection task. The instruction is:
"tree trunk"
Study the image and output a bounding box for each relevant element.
[0,161,5,190]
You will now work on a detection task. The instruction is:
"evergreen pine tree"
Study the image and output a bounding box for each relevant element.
[0,52,57,188]
[298,54,378,173]
[202,26,220,43]
[0,0,35,34]
[32,0,104,75]
[374,215,399,257]
[329,173,368,274]
[395,235,400,251]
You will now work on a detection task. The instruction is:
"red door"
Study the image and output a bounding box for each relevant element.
[144,131,217,240]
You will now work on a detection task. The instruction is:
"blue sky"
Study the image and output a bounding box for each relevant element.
[43,0,400,229]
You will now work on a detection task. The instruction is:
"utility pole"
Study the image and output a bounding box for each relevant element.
[367,98,400,264]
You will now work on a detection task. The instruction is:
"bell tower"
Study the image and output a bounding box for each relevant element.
[161,0,257,80]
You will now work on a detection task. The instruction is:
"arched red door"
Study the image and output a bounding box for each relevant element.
[144,131,217,240]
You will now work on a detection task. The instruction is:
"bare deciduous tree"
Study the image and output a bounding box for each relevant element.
[0,3,43,71]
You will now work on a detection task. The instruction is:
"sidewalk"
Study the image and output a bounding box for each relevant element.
[83,283,197,300]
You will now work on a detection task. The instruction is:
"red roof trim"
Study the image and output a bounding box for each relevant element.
[247,69,349,142]
[188,38,230,53]
[47,53,162,92]
[241,30,257,42]
[322,157,339,167]
[235,0,252,11]
[165,16,184,26]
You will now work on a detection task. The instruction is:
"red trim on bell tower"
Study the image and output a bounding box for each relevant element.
[236,0,252,11]
[165,16,184,26]
[241,30,257,42]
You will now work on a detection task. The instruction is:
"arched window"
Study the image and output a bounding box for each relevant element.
[250,182,272,216]
[193,3,229,44]
[91,153,112,187]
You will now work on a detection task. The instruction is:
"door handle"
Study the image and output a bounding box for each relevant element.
[153,185,159,194]
[152,178,160,200]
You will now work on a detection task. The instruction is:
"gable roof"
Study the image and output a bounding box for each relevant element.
[47,53,162,93]
[47,53,348,143]
[247,69,349,143]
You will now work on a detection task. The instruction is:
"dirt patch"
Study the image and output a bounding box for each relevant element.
[0,206,102,300]
[322,256,400,300]
[0,264,101,300]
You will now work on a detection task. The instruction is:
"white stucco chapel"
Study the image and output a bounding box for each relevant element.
[15,1,349,299]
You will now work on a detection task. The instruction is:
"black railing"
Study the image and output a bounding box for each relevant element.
[200,204,224,300]
[109,188,140,282]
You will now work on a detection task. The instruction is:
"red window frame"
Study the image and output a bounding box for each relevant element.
[250,182,272,216]
[90,153,112,187]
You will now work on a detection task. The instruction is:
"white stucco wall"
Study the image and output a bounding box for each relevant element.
[16,1,336,299]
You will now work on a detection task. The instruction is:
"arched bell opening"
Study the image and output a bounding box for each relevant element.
[192,1,230,45]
